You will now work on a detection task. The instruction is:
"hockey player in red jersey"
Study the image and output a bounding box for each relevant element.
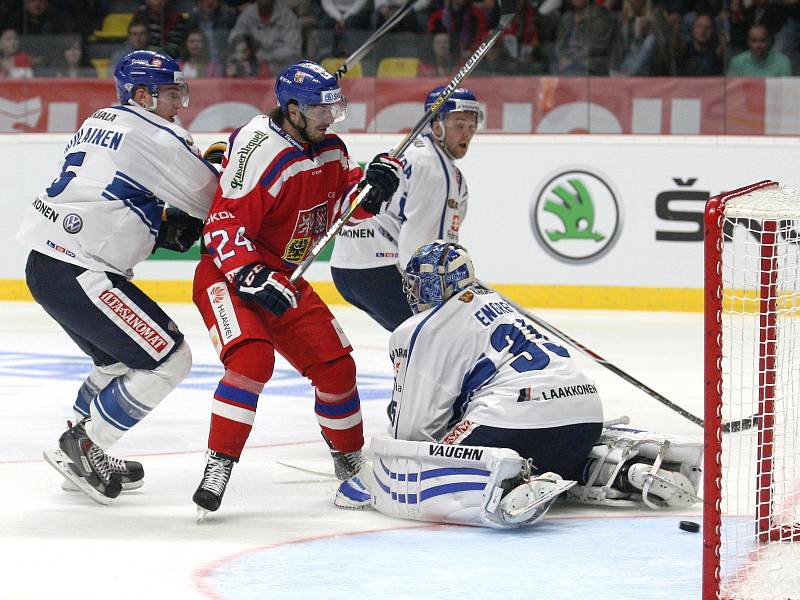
[191,60,402,515]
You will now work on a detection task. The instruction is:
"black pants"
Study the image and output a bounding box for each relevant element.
[462,422,603,481]
[25,251,183,370]
[331,264,413,331]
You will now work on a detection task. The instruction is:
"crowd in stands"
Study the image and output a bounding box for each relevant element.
[1,0,800,79]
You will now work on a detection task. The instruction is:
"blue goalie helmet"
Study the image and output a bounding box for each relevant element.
[275,60,347,123]
[403,241,476,314]
[114,50,188,107]
[424,86,484,127]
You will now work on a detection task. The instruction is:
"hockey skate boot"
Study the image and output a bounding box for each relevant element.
[321,432,364,480]
[62,453,144,492]
[193,451,235,514]
[499,471,576,527]
[47,420,123,501]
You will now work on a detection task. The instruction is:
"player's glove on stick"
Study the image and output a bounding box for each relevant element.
[360,153,402,215]
[235,263,299,316]
[155,207,204,253]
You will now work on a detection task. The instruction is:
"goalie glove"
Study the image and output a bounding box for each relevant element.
[234,263,299,316]
[359,153,402,215]
[154,207,204,253]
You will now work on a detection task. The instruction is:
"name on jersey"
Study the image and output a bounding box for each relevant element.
[428,444,484,461]
[473,301,513,327]
[230,130,268,190]
[206,210,234,223]
[539,383,598,401]
[338,228,374,238]
[64,126,124,153]
[91,110,118,122]
[98,291,169,353]
[32,198,58,222]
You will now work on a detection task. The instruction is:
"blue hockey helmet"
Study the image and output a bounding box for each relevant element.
[424,86,484,127]
[114,50,188,108]
[403,241,476,314]
[275,60,347,123]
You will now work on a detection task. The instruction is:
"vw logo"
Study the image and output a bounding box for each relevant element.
[63,213,83,234]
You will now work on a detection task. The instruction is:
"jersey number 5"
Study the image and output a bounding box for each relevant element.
[46,151,86,197]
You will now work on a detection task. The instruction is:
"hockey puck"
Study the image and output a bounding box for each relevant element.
[679,520,700,533]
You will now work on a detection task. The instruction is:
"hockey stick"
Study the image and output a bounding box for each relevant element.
[332,0,416,80]
[489,283,755,433]
[289,11,516,284]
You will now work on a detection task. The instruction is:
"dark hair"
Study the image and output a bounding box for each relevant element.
[268,105,284,124]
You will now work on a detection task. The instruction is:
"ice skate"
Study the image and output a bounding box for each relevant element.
[61,453,143,492]
[43,420,122,505]
[334,472,375,510]
[499,472,576,526]
[322,432,364,480]
[193,450,234,521]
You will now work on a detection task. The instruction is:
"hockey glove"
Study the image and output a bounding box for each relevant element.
[360,153,402,215]
[203,140,227,166]
[235,263,299,316]
[154,207,204,253]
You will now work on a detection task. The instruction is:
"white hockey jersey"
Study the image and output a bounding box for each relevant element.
[329,134,468,270]
[389,286,604,442]
[16,105,219,278]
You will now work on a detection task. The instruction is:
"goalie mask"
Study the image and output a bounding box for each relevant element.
[114,50,189,110]
[403,241,476,314]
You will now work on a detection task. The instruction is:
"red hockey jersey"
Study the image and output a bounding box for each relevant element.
[203,115,365,279]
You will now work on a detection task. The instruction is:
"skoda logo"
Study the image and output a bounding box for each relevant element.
[530,168,622,263]
[63,213,83,234]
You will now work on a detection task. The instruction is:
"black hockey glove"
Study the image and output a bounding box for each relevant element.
[203,140,227,167]
[360,153,402,215]
[234,263,299,317]
[154,207,204,253]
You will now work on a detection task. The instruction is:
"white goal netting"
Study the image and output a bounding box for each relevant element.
[712,186,800,600]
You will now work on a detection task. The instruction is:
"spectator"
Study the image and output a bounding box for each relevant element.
[717,0,748,54]
[727,23,791,76]
[553,0,617,75]
[63,0,107,39]
[180,28,223,77]
[225,32,270,77]
[419,30,456,76]
[108,18,150,76]
[133,0,190,58]
[39,34,96,77]
[673,12,724,76]
[372,0,422,32]
[228,0,302,74]
[503,0,544,73]
[187,0,236,63]
[427,0,490,59]
[473,35,519,73]
[319,0,370,57]
[282,0,320,57]
[612,0,658,75]
[0,28,33,78]
[5,0,77,70]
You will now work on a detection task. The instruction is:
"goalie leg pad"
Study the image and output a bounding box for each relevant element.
[86,341,192,448]
[568,427,703,509]
[366,436,570,528]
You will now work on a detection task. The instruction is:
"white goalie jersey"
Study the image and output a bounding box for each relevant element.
[389,286,604,442]
[330,134,467,271]
[16,104,219,278]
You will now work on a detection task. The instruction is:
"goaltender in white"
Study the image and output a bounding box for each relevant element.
[334,241,703,528]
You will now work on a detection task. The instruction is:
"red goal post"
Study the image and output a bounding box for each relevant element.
[704,180,800,599]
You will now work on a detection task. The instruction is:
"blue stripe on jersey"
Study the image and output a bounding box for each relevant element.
[429,134,451,239]
[421,467,491,480]
[108,105,219,177]
[215,382,259,408]
[315,393,359,417]
[259,147,306,190]
[101,171,162,235]
[420,481,486,502]
[448,354,498,429]
[392,303,447,439]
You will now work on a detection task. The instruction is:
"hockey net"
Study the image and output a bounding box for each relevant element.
[704,180,800,600]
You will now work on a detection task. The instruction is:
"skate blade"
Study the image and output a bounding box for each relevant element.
[61,478,144,492]
[196,506,210,524]
[504,479,577,522]
[43,448,113,506]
